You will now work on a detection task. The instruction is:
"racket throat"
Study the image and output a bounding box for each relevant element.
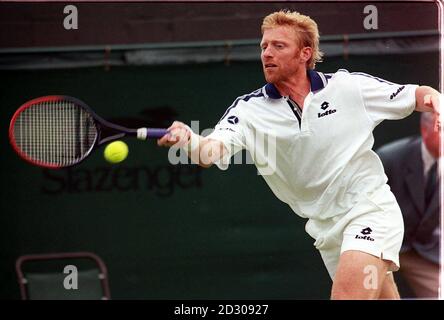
[98,126,135,145]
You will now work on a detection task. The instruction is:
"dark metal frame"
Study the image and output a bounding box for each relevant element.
[15,251,111,300]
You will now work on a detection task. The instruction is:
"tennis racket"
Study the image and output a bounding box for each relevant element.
[9,95,169,169]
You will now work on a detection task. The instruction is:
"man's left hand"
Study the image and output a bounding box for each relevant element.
[424,94,441,131]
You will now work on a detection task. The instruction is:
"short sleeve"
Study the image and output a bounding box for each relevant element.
[351,72,418,126]
[206,103,246,170]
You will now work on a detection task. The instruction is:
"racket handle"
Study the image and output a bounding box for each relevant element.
[137,128,168,140]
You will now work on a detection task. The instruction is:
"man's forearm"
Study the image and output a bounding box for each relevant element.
[184,136,226,168]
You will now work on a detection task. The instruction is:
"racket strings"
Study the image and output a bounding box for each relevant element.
[13,101,98,166]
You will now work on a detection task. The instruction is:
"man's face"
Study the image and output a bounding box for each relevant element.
[421,114,441,158]
[260,26,305,84]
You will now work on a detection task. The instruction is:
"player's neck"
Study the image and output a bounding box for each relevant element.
[274,71,311,108]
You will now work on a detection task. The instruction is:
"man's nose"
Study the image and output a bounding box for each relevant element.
[262,47,273,58]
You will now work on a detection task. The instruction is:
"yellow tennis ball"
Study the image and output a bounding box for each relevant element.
[104,141,128,164]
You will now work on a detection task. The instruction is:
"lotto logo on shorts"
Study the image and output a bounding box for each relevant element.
[355,227,375,241]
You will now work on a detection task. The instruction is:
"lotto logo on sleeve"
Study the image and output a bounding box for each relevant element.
[227,116,239,124]
[389,86,405,100]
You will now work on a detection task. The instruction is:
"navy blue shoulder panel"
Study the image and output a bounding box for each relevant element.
[217,89,263,124]
[350,72,395,85]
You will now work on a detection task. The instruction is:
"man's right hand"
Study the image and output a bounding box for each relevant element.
[157,121,191,148]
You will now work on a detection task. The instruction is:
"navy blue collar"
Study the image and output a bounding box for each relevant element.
[264,69,326,99]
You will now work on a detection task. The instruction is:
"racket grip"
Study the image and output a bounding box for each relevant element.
[137,128,168,139]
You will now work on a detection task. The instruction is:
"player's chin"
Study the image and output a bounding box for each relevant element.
[263,71,277,83]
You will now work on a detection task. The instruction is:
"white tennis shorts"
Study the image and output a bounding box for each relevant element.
[305,184,404,279]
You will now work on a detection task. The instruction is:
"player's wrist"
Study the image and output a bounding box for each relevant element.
[182,125,200,152]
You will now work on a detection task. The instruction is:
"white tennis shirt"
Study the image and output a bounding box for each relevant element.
[207,69,418,220]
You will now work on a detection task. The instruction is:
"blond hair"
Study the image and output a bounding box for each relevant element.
[261,10,323,69]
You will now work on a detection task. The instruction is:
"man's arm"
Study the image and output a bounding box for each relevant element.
[157,121,227,168]
[415,86,441,131]
[415,86,441,113]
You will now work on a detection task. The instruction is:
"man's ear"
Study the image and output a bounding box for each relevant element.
[300,47,313,64]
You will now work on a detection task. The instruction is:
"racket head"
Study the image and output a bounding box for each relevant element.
[9,95,99,169]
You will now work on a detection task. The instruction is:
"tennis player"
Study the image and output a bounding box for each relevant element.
[157,10,441,299]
